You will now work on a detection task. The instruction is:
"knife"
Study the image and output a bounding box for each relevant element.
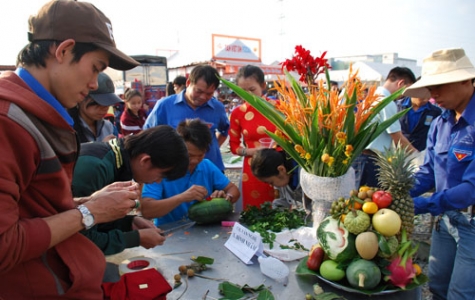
[159,220,196,236]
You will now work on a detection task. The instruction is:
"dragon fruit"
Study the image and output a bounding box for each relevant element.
[384,229,419,289]
[385,255,415,289]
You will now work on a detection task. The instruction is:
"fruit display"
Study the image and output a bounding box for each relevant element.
[296,146,427,294]
[297,208,427,293]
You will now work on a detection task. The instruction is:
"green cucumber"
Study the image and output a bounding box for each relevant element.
[188,198,233,224]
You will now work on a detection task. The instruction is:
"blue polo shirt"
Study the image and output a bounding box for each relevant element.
[411,92,475,215]
[401,97,430,132]
[143,90,229,171]
[141,159,230,225]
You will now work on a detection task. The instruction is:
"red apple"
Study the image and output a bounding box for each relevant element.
[372,190,392,208]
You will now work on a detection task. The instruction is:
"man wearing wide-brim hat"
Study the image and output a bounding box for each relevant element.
[406,48,475,300]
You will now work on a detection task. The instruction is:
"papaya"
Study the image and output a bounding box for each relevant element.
[188,198,233,224]
[346,259,381,290]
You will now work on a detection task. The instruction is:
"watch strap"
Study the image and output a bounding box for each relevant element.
[77,204,95,230]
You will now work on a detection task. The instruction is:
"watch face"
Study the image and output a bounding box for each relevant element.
[84,214,94,226]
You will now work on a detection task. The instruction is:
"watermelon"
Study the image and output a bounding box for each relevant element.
[188,198,233,224]
[317,216,357,262]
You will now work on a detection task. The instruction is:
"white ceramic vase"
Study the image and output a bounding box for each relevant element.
[300,168,356,230]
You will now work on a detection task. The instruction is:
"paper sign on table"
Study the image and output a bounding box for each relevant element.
[224,222,263,264]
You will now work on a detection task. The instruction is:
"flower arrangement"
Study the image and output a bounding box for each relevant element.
[220,45,408,177]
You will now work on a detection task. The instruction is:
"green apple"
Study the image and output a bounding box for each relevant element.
[319,260,345,281]
[372,208,401,237]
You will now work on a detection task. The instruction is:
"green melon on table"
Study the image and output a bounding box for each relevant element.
[188,198,233,224]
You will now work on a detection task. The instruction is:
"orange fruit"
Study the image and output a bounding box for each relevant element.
[352,201,363,210]
[340,214,347,223]
[346,199,362,210]
[413,263,422,276]
[362,201,378,214]
[359,186,371,193]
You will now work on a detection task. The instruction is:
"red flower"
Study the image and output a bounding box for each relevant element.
[281,45,331,86]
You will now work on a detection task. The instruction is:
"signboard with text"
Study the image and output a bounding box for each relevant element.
[212,34,261,62]
[224,223,264,264]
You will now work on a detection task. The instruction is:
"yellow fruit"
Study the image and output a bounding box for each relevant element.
[372,208,401,237]
[413,263,422,276]
[359,186,371,193]
[340,214,346,223]
[362,201,378,214]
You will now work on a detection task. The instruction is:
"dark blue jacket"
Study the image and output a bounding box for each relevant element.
[397,97,442,151]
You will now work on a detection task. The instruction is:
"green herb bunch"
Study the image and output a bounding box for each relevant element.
[239,202,307,248]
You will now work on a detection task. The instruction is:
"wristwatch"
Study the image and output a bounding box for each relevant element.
[76,205,95,230]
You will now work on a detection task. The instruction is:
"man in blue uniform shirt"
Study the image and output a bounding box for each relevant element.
[143,65,229,172]
[396,82,442,151]
[405,48,475,300]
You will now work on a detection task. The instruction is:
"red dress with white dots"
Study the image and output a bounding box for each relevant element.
[229,101,276,208]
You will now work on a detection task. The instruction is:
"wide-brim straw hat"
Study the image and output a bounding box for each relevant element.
[403,48,475,98]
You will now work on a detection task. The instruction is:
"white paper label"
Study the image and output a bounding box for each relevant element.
[224,222,263,264]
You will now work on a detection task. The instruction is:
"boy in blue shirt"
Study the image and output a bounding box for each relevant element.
[141,118,240,225]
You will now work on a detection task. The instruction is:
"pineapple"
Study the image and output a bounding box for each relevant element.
[374,145,417,238]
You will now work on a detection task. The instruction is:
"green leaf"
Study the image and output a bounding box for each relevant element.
[295,256,319,276]
[241,284,267,292]
[257,289,275,300]
[376,232,391,255]
[192,256,214,265]
[359,87,404,129]
[368,107,410,143]
[219,281,245,299]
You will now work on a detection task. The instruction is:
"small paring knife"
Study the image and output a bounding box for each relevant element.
[159,220,196,236]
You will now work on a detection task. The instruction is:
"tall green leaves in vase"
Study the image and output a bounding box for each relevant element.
[220,45,408,177]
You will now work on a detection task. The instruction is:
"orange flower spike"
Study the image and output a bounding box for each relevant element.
[327,156,335,167]
[336,132,347,144]
[321,153,330,163]
[345,144,354,153]
[275,130,284,139]
[354,85,379,132]
[295,144,306,155]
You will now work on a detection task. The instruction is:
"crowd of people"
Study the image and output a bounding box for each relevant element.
[0,0,474,299]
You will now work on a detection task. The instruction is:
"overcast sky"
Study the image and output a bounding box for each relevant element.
[1,0,474,67]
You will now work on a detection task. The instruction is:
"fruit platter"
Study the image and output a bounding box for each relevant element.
[297,148,428,295]
[296,187,428,294]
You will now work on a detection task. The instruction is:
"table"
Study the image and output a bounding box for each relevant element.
[105,222,422,300]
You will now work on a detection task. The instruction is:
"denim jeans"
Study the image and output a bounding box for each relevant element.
[429,210,475,300]
[351,154,379,188]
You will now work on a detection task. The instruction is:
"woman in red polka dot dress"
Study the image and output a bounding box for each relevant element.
[229,65,276,208]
